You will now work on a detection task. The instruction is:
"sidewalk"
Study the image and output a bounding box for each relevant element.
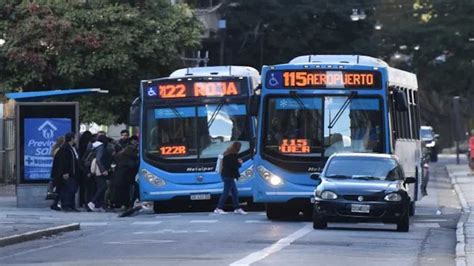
[0,184,80,247]
[446,165,474,266]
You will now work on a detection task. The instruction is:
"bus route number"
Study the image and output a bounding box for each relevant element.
[279,139,310,154]
[159,84,186,98]
[160,145,187,156]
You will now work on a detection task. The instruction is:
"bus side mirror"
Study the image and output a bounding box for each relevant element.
[394,89,408,112]
[249,94,260,117]
[129,97,140,126]
[310,173,322,185]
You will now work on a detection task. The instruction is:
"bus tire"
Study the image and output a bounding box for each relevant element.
[265,203,282,220]
[312,211,327,229]
[409,201,416,216]
[153,201,162,213]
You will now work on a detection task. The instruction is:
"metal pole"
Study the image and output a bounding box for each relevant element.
[453,96,461,164]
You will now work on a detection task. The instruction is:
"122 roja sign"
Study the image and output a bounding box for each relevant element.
[159,145,187,156]
[153,81,241,99]
[279,139,310,154]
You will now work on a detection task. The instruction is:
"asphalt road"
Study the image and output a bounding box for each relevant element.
[0,155,462,266]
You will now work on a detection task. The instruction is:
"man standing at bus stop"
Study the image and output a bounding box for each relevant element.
[469,129,474,171]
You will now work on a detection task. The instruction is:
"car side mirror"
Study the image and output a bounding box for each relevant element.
[404,177,416,184]
[310,172,321,180]
[434,134,440,139]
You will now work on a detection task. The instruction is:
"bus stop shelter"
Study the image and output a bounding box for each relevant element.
[0,88,108,207]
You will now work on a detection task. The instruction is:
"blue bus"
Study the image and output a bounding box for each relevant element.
[252,55,422,219]
[132,66,260,212]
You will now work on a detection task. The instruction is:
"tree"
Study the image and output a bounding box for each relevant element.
[0,0,202,123]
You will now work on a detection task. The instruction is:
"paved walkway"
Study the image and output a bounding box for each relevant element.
[446,164,474,266]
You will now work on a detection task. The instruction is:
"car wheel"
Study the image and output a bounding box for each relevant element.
[265,203,283,220]
[312,210,327,229]
[397,212,409,232]
[409,201,415,216]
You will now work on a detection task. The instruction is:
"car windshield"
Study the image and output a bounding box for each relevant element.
[420,128,434,140]
[324,157,402,181]
[144,103,250,161]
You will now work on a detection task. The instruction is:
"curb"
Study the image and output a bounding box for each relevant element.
[446,166,469,266]
[0,223,80,247]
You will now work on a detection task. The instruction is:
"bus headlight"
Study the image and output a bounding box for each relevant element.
[238,167,254,182]
[141,169,166,187]
[257,165,283,186]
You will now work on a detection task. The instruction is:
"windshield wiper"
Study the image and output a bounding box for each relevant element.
[163,102,184,120]
[326,174,351,179]
[289,91,320,123]
[207,100,226,128]
[352,175,382,181]
[328,91,358,129]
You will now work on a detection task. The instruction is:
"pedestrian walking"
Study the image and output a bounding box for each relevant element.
[110,141,139,209]
[87,134,113,212]
[77,131,93,208]
[469,129,474,171]
[52,132,80,212]
[214,142,247,215]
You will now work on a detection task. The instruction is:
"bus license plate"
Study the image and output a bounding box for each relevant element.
[351,204,370,213]
[190,194,211,201]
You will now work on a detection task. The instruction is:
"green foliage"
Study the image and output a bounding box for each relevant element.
[0,0,202,124]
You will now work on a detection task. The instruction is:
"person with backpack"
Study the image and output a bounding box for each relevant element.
[87,135,113,212]
[214,141,247,215]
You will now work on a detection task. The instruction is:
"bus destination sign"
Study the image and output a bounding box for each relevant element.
[265,70,381,89]
[145,80,243,99]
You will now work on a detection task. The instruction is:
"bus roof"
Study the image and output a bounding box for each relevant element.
[288,55,388,67]
[285,55,418,90]
[169,66,260,87]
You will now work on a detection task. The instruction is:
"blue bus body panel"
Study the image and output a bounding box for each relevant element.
[254,63,390,203]
[139,159,254,201]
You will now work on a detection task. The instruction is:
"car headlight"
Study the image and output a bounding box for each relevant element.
[320,191,338,200]
[257,165,283,186]
[141,169,166,187]
[238,166,254,182]
[425,141,435,148]
[384,193,402,201]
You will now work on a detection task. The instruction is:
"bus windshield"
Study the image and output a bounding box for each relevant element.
[263,96,324,159]
[324,97,383,157]
[262,96,384,160]
[144,103,250,162]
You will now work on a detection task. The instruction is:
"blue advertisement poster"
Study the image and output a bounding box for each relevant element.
[24,118,71,181]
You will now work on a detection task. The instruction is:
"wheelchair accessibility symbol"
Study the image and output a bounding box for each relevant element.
[268,73,279,87]
[147,87,157,97]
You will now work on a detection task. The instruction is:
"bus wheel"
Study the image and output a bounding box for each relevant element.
[409,201,416,216]
[153,201,163,213]
[265,203,283,220]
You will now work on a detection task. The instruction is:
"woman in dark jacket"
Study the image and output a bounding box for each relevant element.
[214,142,247,214]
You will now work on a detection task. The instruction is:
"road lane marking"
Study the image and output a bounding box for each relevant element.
[133,229,209,235]
[230,224,313,266]
[104,240,174,244]
[80,222,108,226]
[156,215,181,219]
[416,219,448,222]
[132,221,162,225]
[190,220,218,223]
[414,223,440,228]
[245,220,271,224]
